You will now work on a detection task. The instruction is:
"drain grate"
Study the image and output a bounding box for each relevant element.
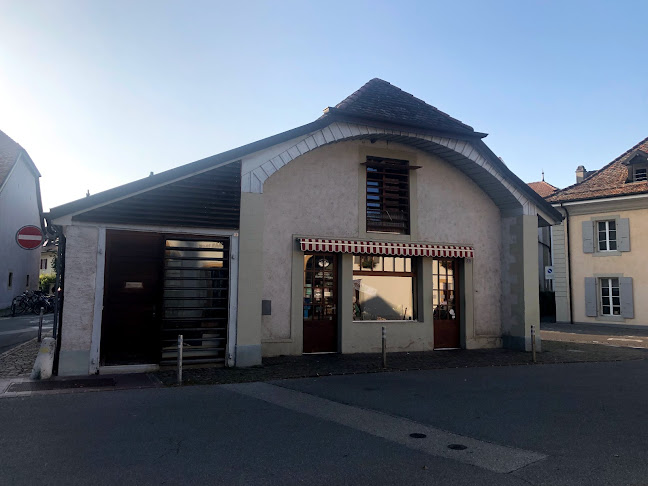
[409,433,427,439]
[448,443,468,450]
[7,378,116,392]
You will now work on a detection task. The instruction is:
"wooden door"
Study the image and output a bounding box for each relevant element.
[433,258,460,349]
[101,230,164,365]
[303,253,338,353]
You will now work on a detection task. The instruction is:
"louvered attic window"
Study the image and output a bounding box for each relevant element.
[365,156,413,234]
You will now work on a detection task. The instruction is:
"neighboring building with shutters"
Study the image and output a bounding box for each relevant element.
[0,129,44,312]
[48,79,562,376]
[547,136,648,326]
[40,239,57,278]
[528,180,559,321]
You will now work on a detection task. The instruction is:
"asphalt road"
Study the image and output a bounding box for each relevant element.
[1,360,648,485]
[542,322,648,349]
[0,314,54,354]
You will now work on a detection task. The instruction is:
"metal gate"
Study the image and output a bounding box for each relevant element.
[160,237,229,366]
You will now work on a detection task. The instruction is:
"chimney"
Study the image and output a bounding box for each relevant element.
[576,165,587,183]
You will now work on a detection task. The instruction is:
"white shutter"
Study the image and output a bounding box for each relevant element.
[584,277,597,317]
[582,221,594,253]
[618,218,630,252]
[620,277,634,319]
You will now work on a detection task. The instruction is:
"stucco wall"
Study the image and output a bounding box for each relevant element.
[58,225,99,375]
[416,150,502,335]
[569,208,648,325]
[261,139,502,345]
[0,155,41,309]
[261,141,360,340]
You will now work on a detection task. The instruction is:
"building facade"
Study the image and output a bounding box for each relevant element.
[548,137,648,326]
[528,180,559,321]
[49,79,561,376]
[0,130,44,311]
[40,240,57,278]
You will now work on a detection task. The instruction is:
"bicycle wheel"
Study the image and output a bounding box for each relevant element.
[12,296,28,316]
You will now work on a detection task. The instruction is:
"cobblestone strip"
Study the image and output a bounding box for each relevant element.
[0,334,52,378]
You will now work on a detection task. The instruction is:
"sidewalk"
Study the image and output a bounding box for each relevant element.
[2,336,647,396]
[155,339,648,386]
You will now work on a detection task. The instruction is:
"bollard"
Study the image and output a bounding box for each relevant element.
[38,307,44,342]
[531,325,536,363]
[382,326,387,368]
[177,334,183,385]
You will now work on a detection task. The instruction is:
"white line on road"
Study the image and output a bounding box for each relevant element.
[0,326,53,336]
[224,382,546,474]
[607,338,643,343]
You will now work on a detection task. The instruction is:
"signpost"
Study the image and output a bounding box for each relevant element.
[16,225,43,250]
[544,266,554,280]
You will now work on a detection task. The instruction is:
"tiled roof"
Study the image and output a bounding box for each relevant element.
[0,129,23,188]
[548,136,648,203]
[328,78,478,136]
[528,181,559,198]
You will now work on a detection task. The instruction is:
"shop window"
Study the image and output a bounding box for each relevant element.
[597,220,617,251]
[599,278,620,316]
[365,156,410,234]
[352,255,416,320]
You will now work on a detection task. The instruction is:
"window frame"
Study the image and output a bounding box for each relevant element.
[352,255,417,321]
[597,220,617,252]
[599,277,621,316]
[634,166,647,182]
[364,156,412,235]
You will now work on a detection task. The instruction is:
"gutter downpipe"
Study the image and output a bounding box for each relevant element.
[561,203,574,324]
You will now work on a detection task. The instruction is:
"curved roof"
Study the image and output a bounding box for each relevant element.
[50,79,561,223]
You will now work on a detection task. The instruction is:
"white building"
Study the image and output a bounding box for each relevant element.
[0,130,44,311]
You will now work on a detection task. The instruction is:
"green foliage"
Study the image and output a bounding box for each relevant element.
[39,274,56,293]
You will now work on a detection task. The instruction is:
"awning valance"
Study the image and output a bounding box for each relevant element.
[298,238,474,258]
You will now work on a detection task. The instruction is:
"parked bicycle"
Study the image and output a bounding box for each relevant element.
[11,290,55,316]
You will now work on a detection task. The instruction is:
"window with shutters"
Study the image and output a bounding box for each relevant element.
[634,166,647,182]
[599,278,621,316]
[365,156,410,234]
[597,220,617,251]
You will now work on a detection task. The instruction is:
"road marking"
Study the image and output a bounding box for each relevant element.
[607,338,643,343]
[0,326,53,336]
[224,382,546,474]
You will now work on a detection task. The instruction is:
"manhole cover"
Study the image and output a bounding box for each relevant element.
[448,444,468,450]
[409,433,427,439]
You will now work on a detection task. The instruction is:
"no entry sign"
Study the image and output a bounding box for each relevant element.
[16,225,43,250]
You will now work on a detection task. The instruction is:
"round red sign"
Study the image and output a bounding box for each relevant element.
[16,225,43,250]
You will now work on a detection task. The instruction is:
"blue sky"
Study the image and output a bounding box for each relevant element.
[1,0,647,210]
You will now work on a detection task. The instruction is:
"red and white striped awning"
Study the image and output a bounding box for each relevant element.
[298,238,474,258]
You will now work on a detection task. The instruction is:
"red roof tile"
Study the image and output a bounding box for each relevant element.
[547,136,648,203]
[528,181,559,198]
